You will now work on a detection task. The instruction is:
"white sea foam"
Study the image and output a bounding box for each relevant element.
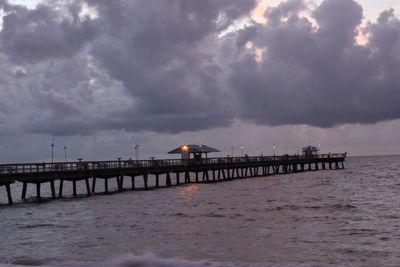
[0,253,358,267]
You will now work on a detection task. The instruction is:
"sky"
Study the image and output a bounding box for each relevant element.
[0,0,400,163]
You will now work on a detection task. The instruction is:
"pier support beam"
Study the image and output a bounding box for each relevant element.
[73,180,77,197]
[92,176,125,193]
[22,182,27,199]
[6,184,12,205]
[19,180,56,201]
[117,176,124,191]
[185,172,190,183]
[131,176,136,189]
[105,178,109,193]
[1,183,13,205]
[166,173,172,186]
[91,177,96,193]
[203,170,209,181]
[60,178,91,197]
[85,178,91,196]
[143,174,148,189]
[50,181,56,198]
[155,174,159,188]
[36,183,41,199]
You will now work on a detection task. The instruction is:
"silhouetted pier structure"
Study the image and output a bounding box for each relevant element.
[0,153,346,205]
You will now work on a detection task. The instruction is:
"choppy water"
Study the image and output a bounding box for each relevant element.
[1,156,400,267]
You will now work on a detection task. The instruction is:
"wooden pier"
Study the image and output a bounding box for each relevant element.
[0,153,346,205]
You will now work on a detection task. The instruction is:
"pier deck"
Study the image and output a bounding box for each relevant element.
[0,153,346,205]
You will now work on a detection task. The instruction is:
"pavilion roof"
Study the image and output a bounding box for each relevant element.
[303,145,319,151]
[168,144,220,154]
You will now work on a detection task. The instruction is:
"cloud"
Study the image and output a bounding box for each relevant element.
[1,1,97,64]
[0,0,399,138]
[0,0,257,136]
[87,0,256,131]
[230,0,400,127]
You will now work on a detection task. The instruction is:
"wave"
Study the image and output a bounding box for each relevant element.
[0,253,358,267]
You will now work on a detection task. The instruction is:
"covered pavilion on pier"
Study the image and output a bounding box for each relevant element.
[168,144,220,160]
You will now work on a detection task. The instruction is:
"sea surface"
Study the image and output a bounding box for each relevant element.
[1,155,400,267]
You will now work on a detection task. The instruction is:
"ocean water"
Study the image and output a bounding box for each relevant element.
[1,155,400,267]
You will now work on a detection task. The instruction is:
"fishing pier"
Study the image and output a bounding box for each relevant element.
[0,153,346,205]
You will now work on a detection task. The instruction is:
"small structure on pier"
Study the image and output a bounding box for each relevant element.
[168,144,220,160]
[303,145,319,156]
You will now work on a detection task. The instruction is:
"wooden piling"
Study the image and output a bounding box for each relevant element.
[104,178,109,193]
[155,174,159,188]
[36,183,41,199]
[73,180,77,197]
[50,180,56,199]
[22,182,27,199]
[5,184,12,205]
[185,172,190,183]
[91,177,96,193]
[116,176,124,191]
[143,174,148,189]
[204,170,209,181]
[166,173,172,186]
[85,178,91,196]
[131,176,135,189]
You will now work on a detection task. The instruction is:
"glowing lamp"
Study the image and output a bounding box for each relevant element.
[182,145,189,151]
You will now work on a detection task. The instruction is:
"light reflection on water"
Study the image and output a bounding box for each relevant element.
[1,156,400,266]
[179,184,200,199]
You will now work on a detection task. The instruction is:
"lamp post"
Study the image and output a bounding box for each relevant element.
[134,144,139,161]
[51,138,55,164]
[273,145,276,156]
[231,146,234,157]
[64,146,67,162]
[240,146,244,157]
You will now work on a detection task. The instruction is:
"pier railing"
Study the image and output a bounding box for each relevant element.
[0,153,346,175]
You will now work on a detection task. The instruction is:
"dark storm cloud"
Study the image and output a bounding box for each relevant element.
[0,1,97,64]
[87,0,255,127]
[231,0,400,127]
[0,0,255,135]
[0,0,399,136]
